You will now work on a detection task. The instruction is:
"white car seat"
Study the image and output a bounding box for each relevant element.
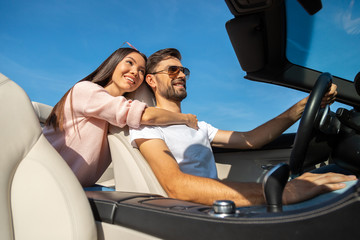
[31,102,53,126]
[0,73,97,240]
[30,80,166,196]
[108,83,168,197]
[31,101,115,188]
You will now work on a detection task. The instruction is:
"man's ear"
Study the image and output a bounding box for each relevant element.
[146,74,156,89]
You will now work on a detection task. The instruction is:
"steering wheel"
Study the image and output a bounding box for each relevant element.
[289,72,333,176]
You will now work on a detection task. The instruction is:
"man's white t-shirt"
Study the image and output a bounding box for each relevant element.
[130,121,219,179]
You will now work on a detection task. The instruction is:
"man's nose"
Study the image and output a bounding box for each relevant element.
[178,69,186,80]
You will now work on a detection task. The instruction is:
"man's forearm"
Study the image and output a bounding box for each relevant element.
[248,97,308,147]
[170,170,357,207]
[243,85,337,149]
[166,172,265,207]
[213,98,306,150]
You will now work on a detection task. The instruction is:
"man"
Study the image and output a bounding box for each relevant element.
[130,48,356,207]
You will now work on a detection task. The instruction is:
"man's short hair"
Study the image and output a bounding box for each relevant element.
[146,48,182,74]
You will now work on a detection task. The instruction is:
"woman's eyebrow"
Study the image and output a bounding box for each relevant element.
[126,56,137,63]
[126,56,145,70]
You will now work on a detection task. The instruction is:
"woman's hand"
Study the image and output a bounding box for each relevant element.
[185,113,199,130]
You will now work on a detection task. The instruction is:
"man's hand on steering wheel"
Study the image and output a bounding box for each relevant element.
[321,83,337,108]
[290,72,335,176]
[291,83,337,121]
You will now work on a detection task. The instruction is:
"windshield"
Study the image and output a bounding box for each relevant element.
[286,0,360,82]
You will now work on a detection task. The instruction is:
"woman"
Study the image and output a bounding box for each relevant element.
[43,47,198,187]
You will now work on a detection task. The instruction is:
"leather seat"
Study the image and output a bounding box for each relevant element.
[0,73,97,240]
[24,78,165,197]
[107,83,229,196]
[32,102,53,127]
[31,101,115,188]
[108,83,168,197]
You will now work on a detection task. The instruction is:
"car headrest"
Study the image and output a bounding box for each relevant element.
[32,102,53,125]
[126,82,156,107]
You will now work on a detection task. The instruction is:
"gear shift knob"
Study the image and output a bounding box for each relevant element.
[263,163,290,212]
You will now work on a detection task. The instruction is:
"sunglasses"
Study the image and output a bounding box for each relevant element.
[150,66,190,80]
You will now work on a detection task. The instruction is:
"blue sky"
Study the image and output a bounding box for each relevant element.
[0,0,311,132]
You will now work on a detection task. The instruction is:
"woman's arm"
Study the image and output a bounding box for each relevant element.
[140,107,199,130]
[69,82,198,129]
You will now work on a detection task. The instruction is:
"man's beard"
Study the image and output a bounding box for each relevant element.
[159,81,187,101]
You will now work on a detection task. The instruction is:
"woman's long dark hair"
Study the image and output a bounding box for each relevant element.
[45,47,147,131]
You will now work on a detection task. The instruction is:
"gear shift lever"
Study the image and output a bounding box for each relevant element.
[262,163,290,212]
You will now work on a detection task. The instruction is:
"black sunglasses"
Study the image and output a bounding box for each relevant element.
[150,66,190,80]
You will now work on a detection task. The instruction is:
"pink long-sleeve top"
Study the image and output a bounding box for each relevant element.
[43,81,147,187]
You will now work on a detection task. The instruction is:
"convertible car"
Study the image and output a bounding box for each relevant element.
[1,0,360,239]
